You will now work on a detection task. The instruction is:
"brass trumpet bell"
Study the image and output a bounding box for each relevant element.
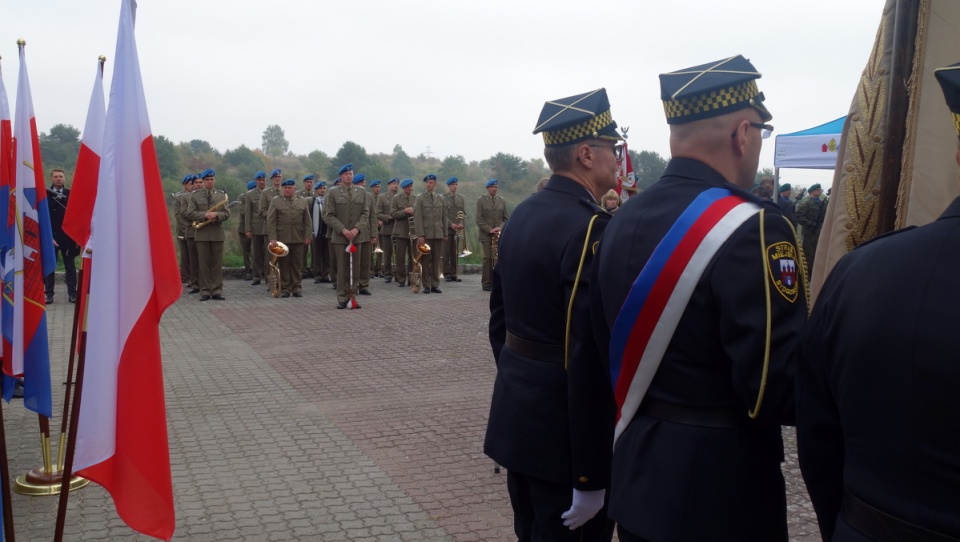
[268,241,290,257]
[374,246,384,254]
[417,243,431,255]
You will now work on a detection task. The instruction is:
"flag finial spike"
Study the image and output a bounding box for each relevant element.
[98,55,106,63]
[17,39,25,47]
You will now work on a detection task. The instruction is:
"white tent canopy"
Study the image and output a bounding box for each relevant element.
[774,116,846,170]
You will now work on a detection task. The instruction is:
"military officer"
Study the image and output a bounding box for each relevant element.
[299,175,315,198]
[777,182,797,227]
[390,178,417,288]
[186,168,230,300]
[476,179,508,292]
[442,177,466,282]
[796,182,826,269]
[414,174,447,293]
[369,179,383,278]
[796,60,960,542]
[590,56,807,542]
[181,175,203,294]
[237,180,256,281]
[172,174,195,286]
[323,164,369,309]
[351,173,375,295]
[326,178,341,288]
[258,168,284,285]
[310,181,331,283]
[44,168,79,303]
[244,171,267,285]
[377,178,399,283]
[267,179,312,298]
[485,88,623,542]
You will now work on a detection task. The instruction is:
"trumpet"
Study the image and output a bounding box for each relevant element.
[192,196,230,230]
[267,241,289,298]
[456,211,472,258]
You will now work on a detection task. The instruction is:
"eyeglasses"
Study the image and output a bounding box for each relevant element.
[732,122,774,139]
[589,143,624,161]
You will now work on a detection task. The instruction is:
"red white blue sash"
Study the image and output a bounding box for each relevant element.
[609,188,760,444]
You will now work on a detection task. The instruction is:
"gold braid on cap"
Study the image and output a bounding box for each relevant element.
[542,110,613,146]
[662,80,760,121]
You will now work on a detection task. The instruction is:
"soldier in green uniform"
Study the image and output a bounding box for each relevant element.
[267,179,312,298]
[326,178,342,288]
[244,171,267,285]
[369,179,383,278]
[172,174,195,285]
[299,175,316,276]
[476,179,508,292]
[377,178,399,283]
[299,175,315,198]
[443,177,466,282]
[390,179,417,288]
[796,183,826,270]
[352,174,375,295]
[258,168,284,285]
[323,164,370,309]
[181,174,203,294]
[186,169,230,300]
[237,180,255,281]
[414,174,447,293]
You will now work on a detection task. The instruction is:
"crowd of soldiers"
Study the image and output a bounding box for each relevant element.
[755,177,829,269]
[171,165,509,308]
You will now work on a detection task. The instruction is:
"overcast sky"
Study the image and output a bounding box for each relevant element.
[1,0,886,186]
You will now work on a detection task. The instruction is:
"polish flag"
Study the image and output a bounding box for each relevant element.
[72,1,180,539]
[62,60,106,248]
[0,60,11,373]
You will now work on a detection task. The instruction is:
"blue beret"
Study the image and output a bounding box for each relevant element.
[201,168,216,178]
[181,174,193,185]
[195,172,203,178]
[338,164,353,175]
[486,179,499,187]
[281,179,296,187]
[659,55,771,125]
[303,174,315,182]
[387,178,399,185]
[423,174,437,182]
[316,181,327,188]
[246,180,257,190]
[333,179,342,186]
[270,168,282,178]
[400,179,413,188]
[370,179,381,187]
[255,171,266,179]
[353,173,366,184]
[445,177,458,186]
[809,183,822,192]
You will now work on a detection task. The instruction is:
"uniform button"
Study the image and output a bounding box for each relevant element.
[578,476,588,483]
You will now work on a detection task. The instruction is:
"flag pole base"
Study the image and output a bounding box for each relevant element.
[13,468,89,496]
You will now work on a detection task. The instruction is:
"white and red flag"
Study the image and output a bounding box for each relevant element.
[72,0,180,539]
[0,59,11,375]
[616,141,637,202]
[62,60,106,248]
[1,43,54,416]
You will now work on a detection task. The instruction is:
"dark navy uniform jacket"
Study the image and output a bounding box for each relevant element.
[797,196,960,541]
[591,158,808,541]
[484,174,616,492]
[47,186,79,254]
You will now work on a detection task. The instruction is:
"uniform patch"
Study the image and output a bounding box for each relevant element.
[766,241,799,303]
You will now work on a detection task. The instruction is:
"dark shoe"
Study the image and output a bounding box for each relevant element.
[12,379,24,399]
[199,295,211,301]
[281,292,290,298]
[397,281,406,287]
[212,294,225,301]
[423,289,430,294]
[358,289,371,296]
[244,275,253,281]
[314,278,322,283]
[189,288,201,294]
[318,277,331,283]
[384,277,393,284]
[482,286,492,292]
[68,294,77,303]
[337,302,347,309]
[251,280,261,286]
[452,277,462,282]
[431,287,442,294]
[444,276,452,282]
[45,295,54,304]
[292,292,302,298]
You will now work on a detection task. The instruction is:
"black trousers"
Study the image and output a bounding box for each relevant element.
[506,471,614,542]
[44,244,78,298]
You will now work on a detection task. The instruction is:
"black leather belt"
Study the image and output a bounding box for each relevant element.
[640,397,745,429]
[842,489,960,542]
[504,331,564,364]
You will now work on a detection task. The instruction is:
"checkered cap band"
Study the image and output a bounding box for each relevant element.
[953,113,960,136]
[663,80,760,122]
[541,109,614,146]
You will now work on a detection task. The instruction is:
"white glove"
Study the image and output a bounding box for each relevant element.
[560,488,605,530]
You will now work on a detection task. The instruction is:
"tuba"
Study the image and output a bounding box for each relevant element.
[456,211,472,258]
[267,241,289,298]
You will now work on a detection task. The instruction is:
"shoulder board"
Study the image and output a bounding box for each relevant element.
[216,189,227,194]
[173,191,185,197]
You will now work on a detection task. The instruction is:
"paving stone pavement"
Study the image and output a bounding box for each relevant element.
[5,274,821,541]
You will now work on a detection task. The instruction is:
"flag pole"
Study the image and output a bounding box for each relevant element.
[56,264,84,471]
[54,252,92,541]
